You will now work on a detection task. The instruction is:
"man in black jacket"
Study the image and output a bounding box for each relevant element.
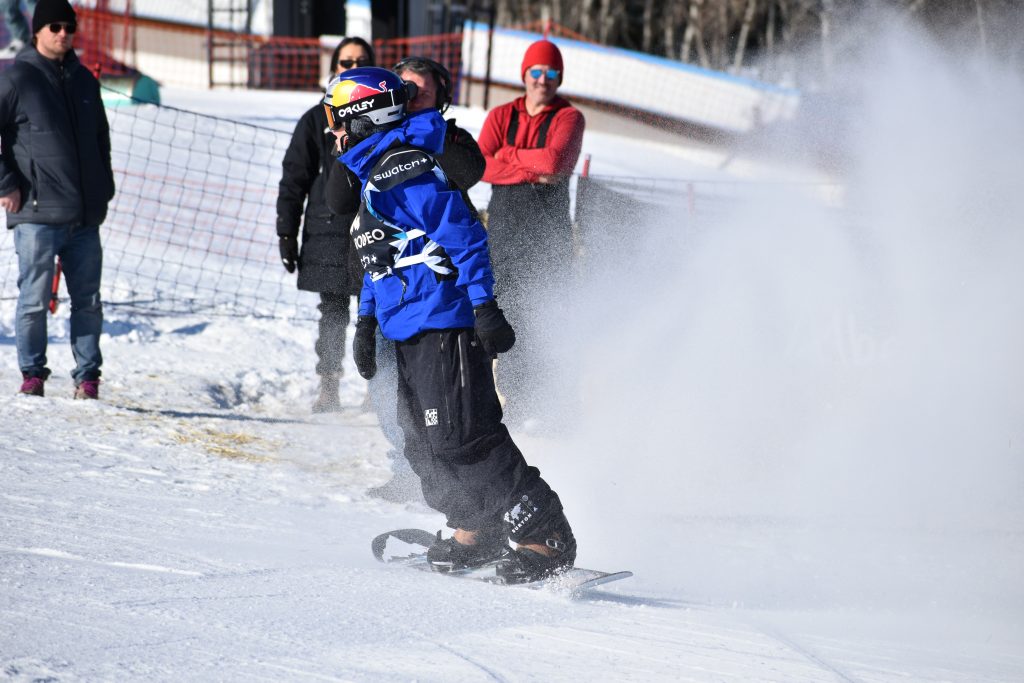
[394,56,485,218]
[0,0,115,399]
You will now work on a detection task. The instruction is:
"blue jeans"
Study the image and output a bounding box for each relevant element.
[14,223,104,383]
[1,0,37,45]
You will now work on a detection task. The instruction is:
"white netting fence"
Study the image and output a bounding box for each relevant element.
[1,90,318,320]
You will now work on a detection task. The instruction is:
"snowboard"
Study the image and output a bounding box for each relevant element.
[371,528,633,594]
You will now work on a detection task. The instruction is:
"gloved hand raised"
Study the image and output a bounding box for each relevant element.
[473,300,516,356]
[353,316,378,380]
[279,235,298,273]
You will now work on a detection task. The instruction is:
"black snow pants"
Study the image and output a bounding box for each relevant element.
[394,327,561,533]
[314,292,350,376]
[484,181,574,423]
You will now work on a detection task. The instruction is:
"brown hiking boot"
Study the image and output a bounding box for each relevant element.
[73,379,100,400]
[19,374,46,397]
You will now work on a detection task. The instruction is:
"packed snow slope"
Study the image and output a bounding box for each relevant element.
[2,23,1024,682]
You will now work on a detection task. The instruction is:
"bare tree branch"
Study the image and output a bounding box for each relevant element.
[733,0,758,72]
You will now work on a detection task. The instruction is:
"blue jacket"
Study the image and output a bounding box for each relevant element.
[341,110,495,341]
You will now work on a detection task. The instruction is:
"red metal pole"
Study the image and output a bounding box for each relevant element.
[49,258,62,314]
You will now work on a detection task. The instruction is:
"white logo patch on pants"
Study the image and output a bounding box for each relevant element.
[424,408,438,427]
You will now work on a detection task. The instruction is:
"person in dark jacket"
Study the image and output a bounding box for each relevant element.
[325,67,577,583]
[0,0,115,399]
[276,36,373,413]
[478,39,585,426]
[394,56,485,217]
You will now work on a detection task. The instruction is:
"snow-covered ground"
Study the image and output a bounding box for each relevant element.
[2,29,1024,682]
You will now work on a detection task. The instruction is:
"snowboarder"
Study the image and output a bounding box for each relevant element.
[325,66,576,582]
[350,54,487,503]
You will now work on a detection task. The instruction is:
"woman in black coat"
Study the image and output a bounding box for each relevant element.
[275,37,374,412]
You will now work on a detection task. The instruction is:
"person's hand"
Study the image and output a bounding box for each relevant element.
[353,316,378,379]
[0,188,22,213]
[279,235,298,273]
[473,301,515,357]
[535,173,567,185]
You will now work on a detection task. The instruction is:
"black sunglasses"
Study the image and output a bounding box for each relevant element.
[338,57,371,68]
[48,21,77,34]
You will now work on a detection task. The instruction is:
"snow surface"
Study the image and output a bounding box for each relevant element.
[3,27,1024,682]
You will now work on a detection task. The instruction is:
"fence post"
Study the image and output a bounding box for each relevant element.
[572,154,591,263]
[483,1,495,111]
[463,0,477,107]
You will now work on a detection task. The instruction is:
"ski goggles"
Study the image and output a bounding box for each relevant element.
[527,67,560,80]
[323,84,411,131]
[48,21,77,34]
[323,102,345,132]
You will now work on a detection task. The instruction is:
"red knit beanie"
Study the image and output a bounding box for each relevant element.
[520,40,563,81]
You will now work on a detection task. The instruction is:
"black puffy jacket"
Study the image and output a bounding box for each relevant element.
[0,47,114,228]
[276,102,360,295]
[436,118,485,209]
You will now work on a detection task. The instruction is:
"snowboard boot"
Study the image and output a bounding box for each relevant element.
[312,374,341,413]
[426,528,508,573]
[497,511,576,584]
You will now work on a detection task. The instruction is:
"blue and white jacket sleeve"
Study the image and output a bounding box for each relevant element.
[377,173,495,306]
[358,272,376,317]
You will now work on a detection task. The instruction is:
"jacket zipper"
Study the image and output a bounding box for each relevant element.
[30,159,37,208]
[59,59,86,221]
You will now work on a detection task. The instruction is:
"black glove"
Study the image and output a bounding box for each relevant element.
[279,235,298,273]
[353,316,378,380]
[473,300,516,356]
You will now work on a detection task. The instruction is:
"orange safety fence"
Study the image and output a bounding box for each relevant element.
[373,33,467,102]
[66,9,466,93]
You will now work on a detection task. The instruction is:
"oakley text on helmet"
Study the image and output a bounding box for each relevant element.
[323,67,416,136]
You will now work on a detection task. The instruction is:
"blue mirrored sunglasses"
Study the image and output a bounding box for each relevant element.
[527,67,560,80]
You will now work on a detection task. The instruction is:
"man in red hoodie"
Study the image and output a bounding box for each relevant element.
[478,39,585,422]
